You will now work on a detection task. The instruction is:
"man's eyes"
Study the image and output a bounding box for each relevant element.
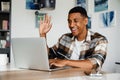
[74,20,79,23]
[68,20,79,23]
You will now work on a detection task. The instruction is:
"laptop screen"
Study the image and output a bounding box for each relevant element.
[11,37,50,70]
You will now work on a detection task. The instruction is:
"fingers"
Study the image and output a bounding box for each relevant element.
[39,14,52,37]
[48,23,52,31]
[49,59,64,67]
[39,20,43,25]
[43,14,52,29]
[49,59,56,64]
[50,62,63,68]
[44,14,51,24]
[39,14,51,25]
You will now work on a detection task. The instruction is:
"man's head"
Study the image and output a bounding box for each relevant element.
[67,6,88,40]
[68,6,88,18]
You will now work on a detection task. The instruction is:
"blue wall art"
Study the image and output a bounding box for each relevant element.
[35,11,46,28]
[94,0,108,12]
[99,11,115,27]
[26,0,56,10]
[87,16,91,29]
[76,0,86,10]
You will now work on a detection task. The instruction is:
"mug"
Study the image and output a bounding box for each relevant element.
[0,54,8,66]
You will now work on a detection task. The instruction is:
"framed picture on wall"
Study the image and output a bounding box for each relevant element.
[94,0,108,12]
[76,0,87,10]
[99,11,115,27]
[35,11,46,28]
[87,15,91,29]
[26,0,56,10]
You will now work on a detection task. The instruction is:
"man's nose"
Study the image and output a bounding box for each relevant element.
[69,22,75,27]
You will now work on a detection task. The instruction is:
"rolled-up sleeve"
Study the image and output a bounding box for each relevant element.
[88,38,108,70]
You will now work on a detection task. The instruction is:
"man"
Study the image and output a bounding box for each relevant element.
[39,6,108,73]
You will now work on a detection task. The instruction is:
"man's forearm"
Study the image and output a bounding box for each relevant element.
[66,59,93,70]
[40,34,49,54]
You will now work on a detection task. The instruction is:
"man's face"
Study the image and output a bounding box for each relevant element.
[68,13,88,37]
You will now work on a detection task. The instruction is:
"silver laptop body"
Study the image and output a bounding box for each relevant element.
[11,37,54,71]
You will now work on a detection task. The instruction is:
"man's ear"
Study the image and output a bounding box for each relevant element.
[84,17,88,25]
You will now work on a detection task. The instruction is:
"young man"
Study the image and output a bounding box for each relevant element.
[39,6,108,73]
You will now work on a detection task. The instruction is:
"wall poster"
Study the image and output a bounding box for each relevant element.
[35,11,46,28]
[26,0,56,10]
[76,0,87,10]
[94,0,108,12]
[99,11,115,27]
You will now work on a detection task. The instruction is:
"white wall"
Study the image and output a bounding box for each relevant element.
[11,0,120,72]
[11,0,75,46]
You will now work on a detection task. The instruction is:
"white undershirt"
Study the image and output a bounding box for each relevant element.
[70,39,84,60]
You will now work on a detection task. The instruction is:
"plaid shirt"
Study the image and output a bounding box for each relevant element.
[49,30,108,69]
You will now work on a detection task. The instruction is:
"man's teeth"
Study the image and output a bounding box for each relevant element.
[72,28,77,31]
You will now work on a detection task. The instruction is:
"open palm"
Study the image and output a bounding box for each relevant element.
[39,14,52,37]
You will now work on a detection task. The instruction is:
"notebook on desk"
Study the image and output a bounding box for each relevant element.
[11,37,69,71]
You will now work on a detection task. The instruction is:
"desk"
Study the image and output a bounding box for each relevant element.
[0,67,85,80]
[0,65,120,80]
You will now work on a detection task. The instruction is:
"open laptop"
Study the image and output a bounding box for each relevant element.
[11,37,69,71]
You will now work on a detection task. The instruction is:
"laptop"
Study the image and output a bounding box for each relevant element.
[11,37,69,71]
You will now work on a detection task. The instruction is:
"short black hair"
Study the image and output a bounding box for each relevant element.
[68,6,88,18]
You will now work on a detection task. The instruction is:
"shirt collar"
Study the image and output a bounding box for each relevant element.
[85,30,91,42]
[71,30,91,43]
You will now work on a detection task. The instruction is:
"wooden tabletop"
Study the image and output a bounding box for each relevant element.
[0,68,86,80]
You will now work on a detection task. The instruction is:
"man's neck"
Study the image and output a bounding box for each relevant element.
[77,28,87,41]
